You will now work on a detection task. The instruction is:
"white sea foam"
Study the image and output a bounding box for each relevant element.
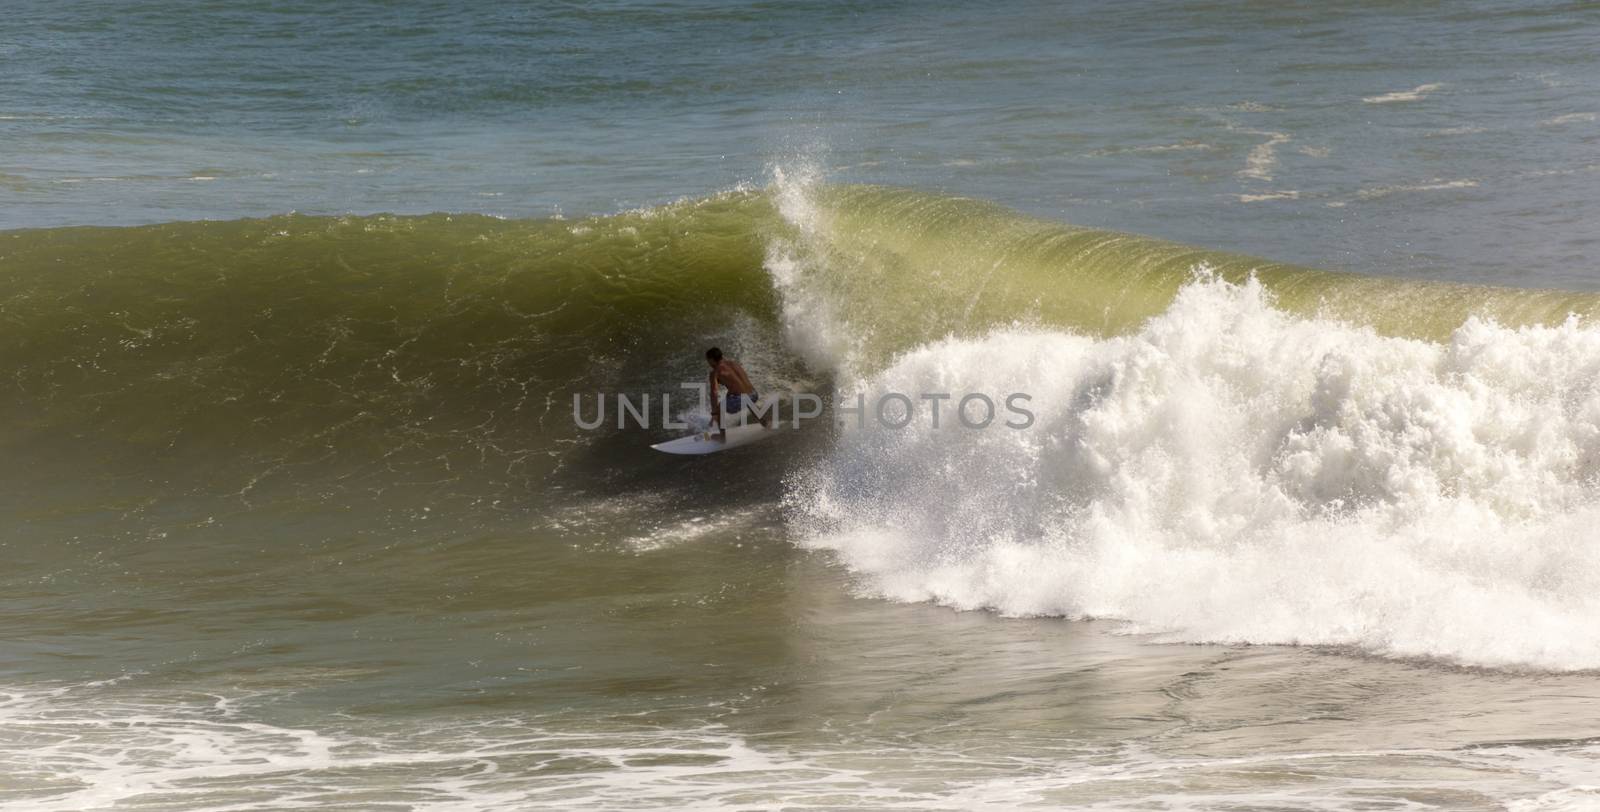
[1238,130,1291,181]
[1541,112,1598,127]
[1363,83,1444,104]
[1238,190,1300,202]
[1425,125,1490,137]
[2,681,1595,811]
[788,275,1600,671]
[1354,178,1479,200]
[1525,164,1600,179]
[1092,142,1217,156]
[624,509,763,551]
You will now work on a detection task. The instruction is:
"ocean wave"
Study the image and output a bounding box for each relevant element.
[7,178,1600,671]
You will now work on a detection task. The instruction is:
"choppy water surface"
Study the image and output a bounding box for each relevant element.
[6,1,1600,809]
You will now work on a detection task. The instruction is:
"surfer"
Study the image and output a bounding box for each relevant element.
[706,347,770,440]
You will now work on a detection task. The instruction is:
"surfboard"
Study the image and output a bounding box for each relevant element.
[651,422,778,455]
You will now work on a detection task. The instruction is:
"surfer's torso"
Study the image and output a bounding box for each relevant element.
[710,359,755,397]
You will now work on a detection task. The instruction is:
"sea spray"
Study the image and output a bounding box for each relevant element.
[788,275,1600,670]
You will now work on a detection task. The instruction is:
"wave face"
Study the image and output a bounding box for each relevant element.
[763,181,1600,373]
[7,180,1600,669]
[0,195,786,512]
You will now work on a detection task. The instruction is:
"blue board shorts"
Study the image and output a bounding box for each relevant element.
[725,391,759,415]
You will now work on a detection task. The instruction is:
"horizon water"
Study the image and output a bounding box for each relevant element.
[6,1,1600,810]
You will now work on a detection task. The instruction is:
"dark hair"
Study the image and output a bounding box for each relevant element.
[705,347,723,362]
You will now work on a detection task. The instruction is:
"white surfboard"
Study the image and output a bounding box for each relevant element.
[651,422,778,455]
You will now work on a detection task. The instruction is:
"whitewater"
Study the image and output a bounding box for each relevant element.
[793,279,1600,670]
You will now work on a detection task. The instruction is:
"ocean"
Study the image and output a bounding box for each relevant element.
[5,1,1600,809]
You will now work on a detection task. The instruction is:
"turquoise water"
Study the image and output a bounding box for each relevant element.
[7,2,1600,810]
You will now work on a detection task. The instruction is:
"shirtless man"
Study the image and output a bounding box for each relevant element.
[706,347,770,440]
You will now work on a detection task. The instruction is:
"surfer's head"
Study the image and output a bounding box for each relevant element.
[705,347,722,366]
